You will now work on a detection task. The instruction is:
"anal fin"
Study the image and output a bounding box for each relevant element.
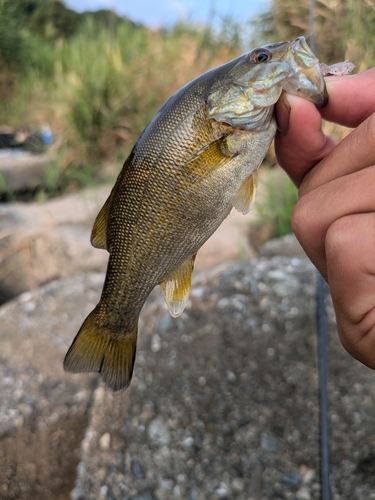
[159,255,196,318]
[233,170,258,215]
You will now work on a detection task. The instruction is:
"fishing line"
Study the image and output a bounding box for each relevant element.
[316,273,331,500]
[309,0,330,491]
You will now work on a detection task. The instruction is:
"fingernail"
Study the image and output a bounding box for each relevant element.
[276,93,291,134]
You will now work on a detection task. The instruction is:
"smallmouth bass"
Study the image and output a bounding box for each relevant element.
[64,37,328,391]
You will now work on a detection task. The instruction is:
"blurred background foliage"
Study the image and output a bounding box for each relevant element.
[250,0,375,69]
[0,0,374,204]
[0,0,242,195]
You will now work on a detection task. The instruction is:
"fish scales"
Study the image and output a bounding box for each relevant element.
[64,37,328,391]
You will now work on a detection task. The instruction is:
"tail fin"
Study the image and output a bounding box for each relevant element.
[63,309,137,392]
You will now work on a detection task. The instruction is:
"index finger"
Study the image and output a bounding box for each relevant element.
[275,67,375,186]
[321,68,375,127]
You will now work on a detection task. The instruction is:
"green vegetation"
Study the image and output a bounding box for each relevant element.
[0,1,241,195]
[1,0,374,216]
[250,0,375,66]
[251,169,299,242]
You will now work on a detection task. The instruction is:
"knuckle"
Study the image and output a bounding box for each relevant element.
[325,216,358,260]
[291,194,315,242]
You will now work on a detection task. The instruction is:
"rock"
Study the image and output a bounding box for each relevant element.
[0,153,53,192]
[0,189,256,303]
[281,471,301,487]
[132,459,146,479]
[0,186,110,301]
[69,257,375,500]
[232,478,244,492]
[134,491,155,500]
[182,436,194,448]
[194,209,257,270]
[99,432,111,451]
[215,485,229,497]
[261,432,279,452]
[0,185,259,303]
[0,273,104,499]
[259,233,306,258]
[296,486,312,500]
[147,417,171,446]
[2,257,375,499]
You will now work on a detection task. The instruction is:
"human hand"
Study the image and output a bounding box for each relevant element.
[274,68,375,369]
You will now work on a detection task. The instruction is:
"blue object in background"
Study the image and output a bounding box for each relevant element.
[40,125,54,145]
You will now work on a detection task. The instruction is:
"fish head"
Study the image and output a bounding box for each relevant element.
[207,36,328,131]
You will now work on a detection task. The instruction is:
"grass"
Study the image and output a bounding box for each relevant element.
[1,0,375,244]
[0,18,242,198]
[251,167,299,244]
[250,0,375,65]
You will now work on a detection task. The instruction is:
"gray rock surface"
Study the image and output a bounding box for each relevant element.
[68,259,375,500]
[0,153,53,192]
[0,273,103,499]
[0,186,255,303]
[194,209,257,270]
[259,233,306,258]
[1,258,375,499]
[0,187,110,301]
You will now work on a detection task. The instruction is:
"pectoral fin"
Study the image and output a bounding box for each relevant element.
[91,190,114,250]
[159,255,196,317]
[185,136,234,175]
[233,170,258,215]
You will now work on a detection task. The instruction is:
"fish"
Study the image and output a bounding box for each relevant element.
[64,36,328,391]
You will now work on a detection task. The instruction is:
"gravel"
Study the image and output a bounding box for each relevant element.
[69,258,375,500]
[1,258,375,499]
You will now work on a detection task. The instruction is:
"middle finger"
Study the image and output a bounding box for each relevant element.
[293,164,375,277]
[299,112,375,196]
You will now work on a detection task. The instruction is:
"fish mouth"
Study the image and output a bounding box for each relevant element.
[295,67,328,107]
[284,37,329,108]
[313,82,328,108]
[302,65,328,108]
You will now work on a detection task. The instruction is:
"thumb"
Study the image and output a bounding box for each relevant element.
[275,93,336,186]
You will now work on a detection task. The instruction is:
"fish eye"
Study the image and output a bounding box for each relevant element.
[249,48,272,64]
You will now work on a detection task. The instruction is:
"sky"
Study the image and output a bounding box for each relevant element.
[63,0,269,29]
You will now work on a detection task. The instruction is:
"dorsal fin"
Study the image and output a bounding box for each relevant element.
[159,255,196,317]
[233,170,258,215]
[91,190,115,250]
